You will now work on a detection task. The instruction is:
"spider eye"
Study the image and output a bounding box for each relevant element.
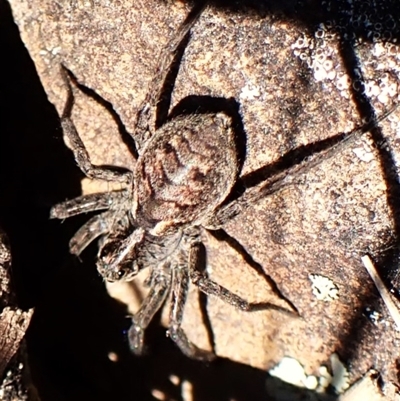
[97,231,144,282]
[97,259,136,282]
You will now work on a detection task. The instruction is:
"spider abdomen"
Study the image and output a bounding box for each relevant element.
[133,113,238,234]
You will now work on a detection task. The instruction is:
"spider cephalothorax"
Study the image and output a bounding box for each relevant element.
[132,112,237,236]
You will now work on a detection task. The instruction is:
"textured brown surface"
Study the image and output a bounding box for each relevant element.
[0,229,33,379]
[0,228,35,400]
[7,0,400,399]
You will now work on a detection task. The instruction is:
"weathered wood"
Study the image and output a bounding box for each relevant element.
[0,229,35,400]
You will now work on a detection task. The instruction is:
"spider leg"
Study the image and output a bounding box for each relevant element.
[133,1,208,149]
[208,229,298,313]
[207,105,399,228]
[50,190,128,219]
[128,265,171,355]
[69,210,116,256]
[167,261,215,361]
[189,243,296,316]
[60,65,132,183]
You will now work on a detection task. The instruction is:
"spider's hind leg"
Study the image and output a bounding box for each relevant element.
[133,1,208,149]
[206,104,400,229]
[189,243,296,316]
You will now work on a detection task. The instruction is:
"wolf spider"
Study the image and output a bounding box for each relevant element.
[50,2,394,360]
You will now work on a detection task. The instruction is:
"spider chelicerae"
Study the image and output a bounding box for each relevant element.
[50,2,395,360]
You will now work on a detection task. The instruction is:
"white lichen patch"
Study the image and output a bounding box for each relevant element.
[269,357,317,389]
[269,353,350,395]
[362,73,399,105]
[365,307,382,325]
[318,366,333,391]
[240,82,261,100]
[309,274,339,301]
[330,353,351,393]
[352,145,375,163]
[290,13,400,107]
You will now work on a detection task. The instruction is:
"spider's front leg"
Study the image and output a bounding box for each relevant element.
[50,190,128,219]
[167,258,215,361]
[60,65,132,183]
[50,190,130,255]
[68,210,117,256]
[127,264,171,355]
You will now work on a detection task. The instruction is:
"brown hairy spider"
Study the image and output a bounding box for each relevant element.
[50,2,395,360]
